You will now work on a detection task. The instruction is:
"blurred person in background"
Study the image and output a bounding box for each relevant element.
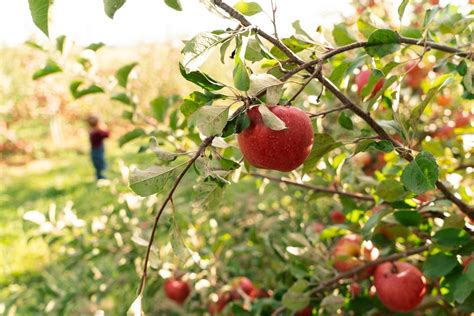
[86,115,109,180]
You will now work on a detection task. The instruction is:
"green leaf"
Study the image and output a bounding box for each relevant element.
[258,105,286,131]
[357,18,377,38]
[338,112,354,130]
[365,29,401,58]
[127,294,143,316]
[118,128,146,147]
[222,112,250,137]
[362,208,392,238]
[150,96,170,122]
[56,35,66,53]
[423,7,440,28]
[366,75,398,111]
[393,210,422,226]
[332,23,356,46]
[398,0,410,22]
[69,81,104,99]
[129,164,185,197]
[193,106,229,137]
[457,60,468,76]
[282,280,310,311]
[409,74,452,131]
[182,32,223,73]
[233,58,250,91]
[376,179,405,202]
[104,0,126,19]
[32,59,62,80]
[179,63,224,91]
[329,62,351,88]
[111,93,134,106]
[28,0,50,36]
[401,151,439,195]
[361,69,383,98]
[86,42,106,51]
[149,137,185,162]
[423,253,458,278]
[234,1,262,16]
[453,277,474,304]
[116,62,138,88]
[248,73,283,101]
[303,134,343,173]
[372,140,394,153]
[164,0,182,11]
[466,262,474,282]
[433,228,470,248]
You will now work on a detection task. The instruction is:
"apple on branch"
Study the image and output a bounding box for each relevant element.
[374,261,427,312]
[238,105,313,172]
[164,277,191,305]
[355,69,385,98]
[332,234,379,279]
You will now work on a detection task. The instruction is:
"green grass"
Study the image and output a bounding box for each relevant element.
[0,141,153,282]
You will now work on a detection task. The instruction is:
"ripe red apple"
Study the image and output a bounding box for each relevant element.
[374,262,427,312]
[295,306,313,316]
[232,276,254,296]
[237,105,313,172]
[352,152,372,168]
[312,222,325,233]
[164,277,191,304]
[332,234,379,278]
[429,0,439,4]
[404,62,428,89]
[355,69,385,98]
[349,282,361,296]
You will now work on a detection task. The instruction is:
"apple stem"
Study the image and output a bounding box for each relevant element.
[389,261,399,274]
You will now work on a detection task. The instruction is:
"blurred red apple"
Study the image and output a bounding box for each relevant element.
[374,262,426,312]
[295,306,313,316]
[454,112,471,128]
[433,125,454,139]
[312,222,325,233]
[330,210,346,224]
[332,234,379,279]
[164,277,191,304]
[436,94,451,106]
[238,105,313,172]
[249,288,270,300]
[208,292,232,315]
[355,69,385,98]
[404,62,428,89]
[349,282,362,296]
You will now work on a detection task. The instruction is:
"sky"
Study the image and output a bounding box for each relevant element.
[0,0,354,46]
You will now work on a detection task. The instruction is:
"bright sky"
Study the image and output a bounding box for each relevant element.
[0,0,354,46]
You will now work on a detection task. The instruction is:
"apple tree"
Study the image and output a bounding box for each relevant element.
[26,0,474,315]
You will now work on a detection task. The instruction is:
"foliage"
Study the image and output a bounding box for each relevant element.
[2,0,473,315]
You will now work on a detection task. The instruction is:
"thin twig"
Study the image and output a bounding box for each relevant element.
[307,105,349,118]
[249,172,375,202]
[137,136,214,296]
[286,62,322,105]
[270,0,279,41]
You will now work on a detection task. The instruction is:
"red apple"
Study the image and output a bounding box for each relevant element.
[436,94,451,107]
[237,105,313,172]
[330,210,346,224]
[312,222,325,233]
[249,288,269,300]
[374,262,427,312]
[232,277,254,296]
[454,112,471,128]
[404,62,428,89]
[433,125,454,139]
[429,0,439,4]
[164,277,191,304]
[349,282,361,296]
[295,306,313,316]
[332,234,379,278]
[352,152,372,168]
[355,69,385,98]
[208,292,232,315]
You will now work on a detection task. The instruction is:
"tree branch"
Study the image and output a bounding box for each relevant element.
[310,244,430,295]
[212,0,474,219]
[137,136,214,296]
[249,172,375,202]
[286,62,322,105]
[307,105,349,118]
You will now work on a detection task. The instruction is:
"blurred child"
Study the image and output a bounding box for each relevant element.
[86,115,109,180]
